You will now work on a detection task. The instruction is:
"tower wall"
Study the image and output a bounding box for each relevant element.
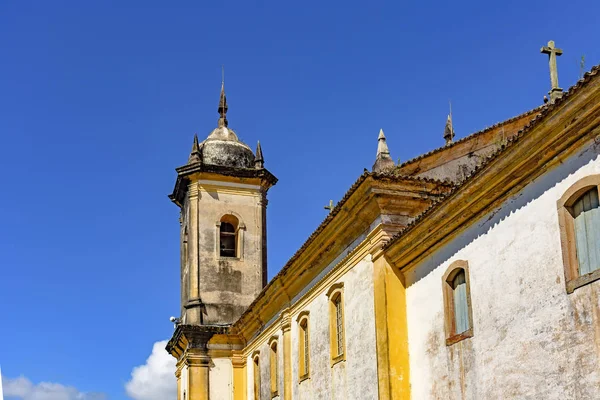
[181,175,267,325]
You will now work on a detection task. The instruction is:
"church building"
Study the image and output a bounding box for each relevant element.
[166,42,600,399]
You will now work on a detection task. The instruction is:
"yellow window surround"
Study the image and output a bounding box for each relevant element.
[296,310,310,382]
[326,282,346,366]
[268,336,279,397]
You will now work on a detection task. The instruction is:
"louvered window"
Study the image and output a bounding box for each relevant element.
[253,356,260,400]
[572,188,600,275]
[220,222,237,257]
[270,341,278,396]
[298,317,310,379]
[452,270,470,334]
[334,296,344,356]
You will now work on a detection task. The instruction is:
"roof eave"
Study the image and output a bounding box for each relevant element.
[384,65,600,270]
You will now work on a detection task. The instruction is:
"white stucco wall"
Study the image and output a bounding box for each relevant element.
[290,256,379,400]
[242,254,378,399]
[406,142,600,399]
[209,358,233,400]
[180,365,188,399]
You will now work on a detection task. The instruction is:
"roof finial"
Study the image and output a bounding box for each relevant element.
[372,129,395,172]
[255,141,264,169]
[188,134,202,164]
[324,199,335,213]
[541,40,563,102]
[444,101,455,144]
[218,66,228,127]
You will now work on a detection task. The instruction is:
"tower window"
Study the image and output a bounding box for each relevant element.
[557,175,600,292]
[219,215,239,258]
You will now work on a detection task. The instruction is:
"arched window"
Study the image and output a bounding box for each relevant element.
[253,354,260,400]
[557,175,600,292]
[326,283,345,365]
[442,260,474,346]
[297,311,310,381]
[269,338,278,397]
[219,215,239,258]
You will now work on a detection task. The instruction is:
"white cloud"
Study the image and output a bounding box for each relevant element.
[125,340,176,400]
[2,375,105,400]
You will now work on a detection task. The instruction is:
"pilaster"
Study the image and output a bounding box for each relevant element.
[185,182,203,325]
[232,352,247,400]
[187,350,211,400]
[372,253,410,399]
[281,309,292,400]
[175,365,182,400]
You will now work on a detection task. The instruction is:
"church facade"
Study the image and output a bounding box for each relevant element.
[166,48,600,399]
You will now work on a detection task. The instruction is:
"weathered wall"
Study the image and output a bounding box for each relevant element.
[414,145,498,182]
[241,255,379,400]
[210,358,233,400]
[182,178,266,325]
[405,141,600,399]
[290,257,378,400]
[180,365,188,400]
[397,109,537,183]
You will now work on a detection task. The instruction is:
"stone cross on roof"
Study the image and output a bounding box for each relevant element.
[324,199,335,213]
[541,40,563,102]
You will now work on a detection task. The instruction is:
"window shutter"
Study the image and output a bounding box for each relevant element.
[452,271,470,334]
[573,189,600,275]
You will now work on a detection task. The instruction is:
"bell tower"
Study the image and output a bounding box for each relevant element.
[169,82,277,326]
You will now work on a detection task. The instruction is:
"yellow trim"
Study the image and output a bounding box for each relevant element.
[232,353,247,400]
[269,337,279,397]
[253,353,260,400]
[198,183,261,197]
[281,311,292,400]
[240,225,385,356]
[297,312,310,380]
[372,255,410,399]
[232,174,449,343]
[187,353,210,400]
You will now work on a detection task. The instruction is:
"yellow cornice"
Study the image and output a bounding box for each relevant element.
[233,176,447,343]
[239,223,394,355]
[197,183,260,197]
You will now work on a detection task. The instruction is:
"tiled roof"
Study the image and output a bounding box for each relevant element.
[397,105,546,170]
[383,64,600,250]
[234,171,454,327]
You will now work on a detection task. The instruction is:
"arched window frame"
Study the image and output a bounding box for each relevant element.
[326,282,346,366]
[442,260,474,346]
[252,351,260,400]
[216,213,246,259]
[268,336,279,397]
[296,311,310,382]
[557,174,600,293]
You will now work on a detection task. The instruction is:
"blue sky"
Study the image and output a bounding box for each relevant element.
[0,1,597,399]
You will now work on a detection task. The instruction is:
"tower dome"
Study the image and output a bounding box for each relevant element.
[199,126,256,169]
[188,81,256,169]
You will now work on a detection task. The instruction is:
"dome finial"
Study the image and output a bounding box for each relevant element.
[188,134,202,164]
[218,67,228,127]
[444,100,455,144]
[255,141,264,169]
